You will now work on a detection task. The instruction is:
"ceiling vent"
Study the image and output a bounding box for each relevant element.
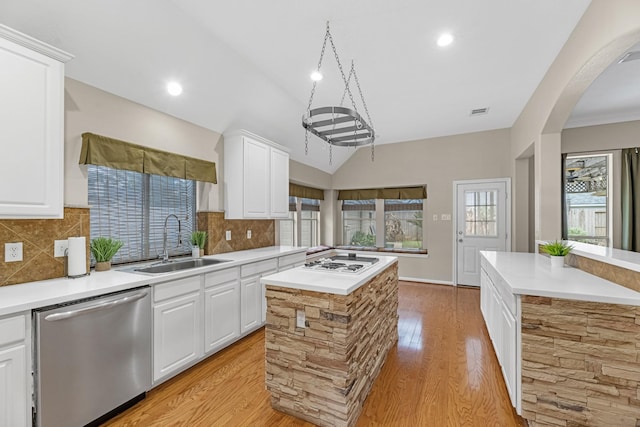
[619,51,640,63]
[470,107,489,116]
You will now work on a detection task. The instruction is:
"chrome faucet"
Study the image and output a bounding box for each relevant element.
[161,214,182,262]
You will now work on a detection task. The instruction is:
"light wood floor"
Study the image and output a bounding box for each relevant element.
[103,282,525,426]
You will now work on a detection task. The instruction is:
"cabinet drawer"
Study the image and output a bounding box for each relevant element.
[154,276,201,303]
[278,252,306,270]
[241,258,278,278]
[494,275,517,315]
[0,314,26,347]
[205,267,239,288]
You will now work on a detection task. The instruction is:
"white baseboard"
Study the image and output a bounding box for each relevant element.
[399,276,454,286]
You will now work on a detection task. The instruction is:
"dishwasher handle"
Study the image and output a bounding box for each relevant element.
[44,290,149,322]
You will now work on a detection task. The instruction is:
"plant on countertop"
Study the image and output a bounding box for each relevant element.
[541,240,573,257]
[90,237,124,271]
[190,231,208,249]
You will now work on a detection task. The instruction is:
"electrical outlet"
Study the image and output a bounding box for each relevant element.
[296,309,306,328]
[5,242,23,262]
[54,239,68,257]
[247,230,252,239]
[225,230,231,241]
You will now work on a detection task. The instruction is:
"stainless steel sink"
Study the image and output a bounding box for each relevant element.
[133,258,230,274]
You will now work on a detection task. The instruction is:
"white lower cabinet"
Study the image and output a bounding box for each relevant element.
[480,261,520,412]
[204,267,240,354]
[149,252,305,384]
[500,302,517,403]
[0,313,29,427]
[153,276,203,383]
[241,258,278,326]
[241,277,262,333]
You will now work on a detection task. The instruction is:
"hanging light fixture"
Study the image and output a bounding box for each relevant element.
[302,21,375,164]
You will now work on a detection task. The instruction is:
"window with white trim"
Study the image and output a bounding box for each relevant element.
[342,199,376,247]
[88,165,196,264]
[384,199,423,249]
[279,196,321,247]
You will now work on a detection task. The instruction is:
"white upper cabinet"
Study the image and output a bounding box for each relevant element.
[224,130,290,219]
[0,25,73,219]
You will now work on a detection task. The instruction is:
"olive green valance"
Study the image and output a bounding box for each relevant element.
[337,185,426,200]
[79,133,217,184]
[289,183,325,200]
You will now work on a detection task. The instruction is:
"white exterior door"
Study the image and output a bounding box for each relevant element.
[455,179,509,286]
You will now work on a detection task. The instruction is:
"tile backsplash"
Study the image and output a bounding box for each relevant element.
[0,209,274,287]
[0,207,90,286]
[197,211,275,255]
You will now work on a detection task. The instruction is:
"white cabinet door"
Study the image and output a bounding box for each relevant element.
[243,137,270,218]
[480,269,490,322]
[261,268,278,323]
[0,344,27,427]
[501,303,517,406]
[223,130,290,220]
[204,281,240,354]
[241,277,262,333]
[269,147,290,218]
[153,292,202,382]
[0,26,71,219]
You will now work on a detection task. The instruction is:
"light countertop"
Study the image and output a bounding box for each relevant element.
[260,255,398,295]
[0,246,306,317]
[537,240,640,274]
[481,251,640,306]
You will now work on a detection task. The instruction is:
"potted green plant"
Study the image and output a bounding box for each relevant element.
[541,240,573,268]
[90,237,124,271]
[190,231,208,258]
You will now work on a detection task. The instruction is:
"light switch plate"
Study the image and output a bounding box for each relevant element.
[54,239,68,257]
[433,214,438,221]
[5,242,23,262]
[225,230,231,240]
[441,214,451,221]
[247,230,252,239]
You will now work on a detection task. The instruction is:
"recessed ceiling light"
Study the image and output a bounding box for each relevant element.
[310,71,323,81]
[167,81,183,96]
[437,33,454,47]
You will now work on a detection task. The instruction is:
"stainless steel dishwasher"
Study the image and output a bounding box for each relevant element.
[34,286,151,427]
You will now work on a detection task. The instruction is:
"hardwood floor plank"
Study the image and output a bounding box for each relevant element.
[103,282,525,427]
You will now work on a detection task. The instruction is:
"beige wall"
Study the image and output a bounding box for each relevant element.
[64,78,223,210]
[510,0,640,248]
[332,129,511,283]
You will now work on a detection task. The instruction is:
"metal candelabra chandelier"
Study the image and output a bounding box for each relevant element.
[302,21,375,164]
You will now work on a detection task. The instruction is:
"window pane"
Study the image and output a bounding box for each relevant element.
[279,212,295,246]
[342,200,376,246]
[565,154,609,246]
[464,190,497,237]
[88,165,195,265]
[384,199,423,248]
[300,211,318,247]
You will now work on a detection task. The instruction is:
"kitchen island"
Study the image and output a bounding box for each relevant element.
[481,251,640,427]
[260,255,398,427]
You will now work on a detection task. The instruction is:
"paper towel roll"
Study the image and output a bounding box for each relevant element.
[67,236,87,277]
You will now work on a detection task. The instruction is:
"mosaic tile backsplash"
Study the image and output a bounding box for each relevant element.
[0,207,90,286]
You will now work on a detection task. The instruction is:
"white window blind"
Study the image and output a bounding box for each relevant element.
[88,165,196,264]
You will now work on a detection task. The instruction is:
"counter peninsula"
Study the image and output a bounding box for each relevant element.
[260,255,398,427]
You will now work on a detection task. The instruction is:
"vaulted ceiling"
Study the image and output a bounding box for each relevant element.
[0,0,594,173]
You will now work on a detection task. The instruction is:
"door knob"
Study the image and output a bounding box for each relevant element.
[458,239,463,243]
